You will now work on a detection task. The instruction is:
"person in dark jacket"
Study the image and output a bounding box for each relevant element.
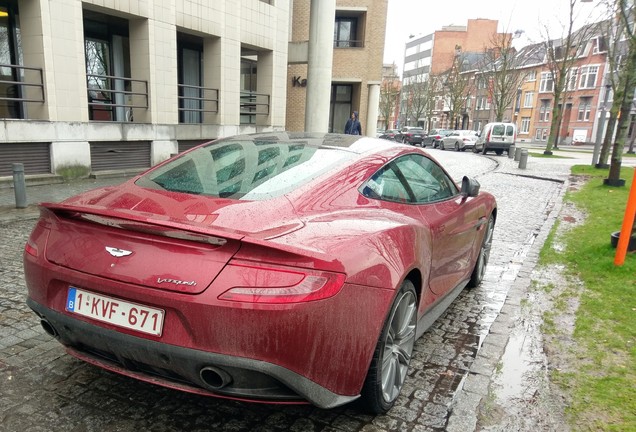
[344,111,362,135]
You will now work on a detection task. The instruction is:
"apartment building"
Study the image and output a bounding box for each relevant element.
[286,0,388,135]
[0,0,289,179]
[401,19,508,129]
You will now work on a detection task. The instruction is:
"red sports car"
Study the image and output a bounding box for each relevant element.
[24,132,496,414]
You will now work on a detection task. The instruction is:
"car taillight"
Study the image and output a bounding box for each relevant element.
[218,260,346,304]
[25,238,38,257]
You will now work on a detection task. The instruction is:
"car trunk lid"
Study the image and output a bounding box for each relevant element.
[43,207,242,294]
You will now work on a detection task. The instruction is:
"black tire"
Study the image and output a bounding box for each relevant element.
[440,142,445,150]
[361,280,417,414]
[455,142,460,151]
[469,215,495,288]
[495,149,503,156]
[481,146,488,155]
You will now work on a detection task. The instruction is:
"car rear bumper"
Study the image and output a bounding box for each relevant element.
[483,142,512,150]
[27,298,359,409]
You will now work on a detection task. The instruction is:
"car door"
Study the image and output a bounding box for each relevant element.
[443,132,457,148]
[390,155,478,298]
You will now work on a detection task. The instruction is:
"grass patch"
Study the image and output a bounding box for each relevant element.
[539,165,635,430]
[57,164,90,181]
[529,152,573,159]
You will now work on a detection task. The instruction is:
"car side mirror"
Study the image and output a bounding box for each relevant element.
[461,176,480,198]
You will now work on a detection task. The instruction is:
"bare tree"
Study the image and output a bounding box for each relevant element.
[379,71,400,130]
[424,74,443,130]
[406,73,437,129]
[595,4,629,167]
[443,47,474,130]
[478,32,526,122]
[604,0,636,185]
[542,0,597,154]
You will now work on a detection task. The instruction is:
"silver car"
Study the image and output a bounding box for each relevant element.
[439,130,479,151]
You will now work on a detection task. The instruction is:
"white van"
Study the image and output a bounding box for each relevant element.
[474,122,516,155]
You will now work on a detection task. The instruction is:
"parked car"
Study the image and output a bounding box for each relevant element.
[378,129,399,140]
[473,122,517,155]
[394,126,425,145]
[422,129,453,148]
[24,132,496,414]
[439,130,479,151]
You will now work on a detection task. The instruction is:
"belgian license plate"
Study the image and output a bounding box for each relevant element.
[66,287,164,336]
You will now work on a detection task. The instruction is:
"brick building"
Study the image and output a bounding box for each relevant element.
[401,19,509,130]
[286,0,388,135]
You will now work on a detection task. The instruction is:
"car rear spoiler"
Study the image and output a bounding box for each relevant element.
[38,202,342,270]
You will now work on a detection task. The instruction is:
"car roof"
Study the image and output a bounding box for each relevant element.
[210,132,393,155]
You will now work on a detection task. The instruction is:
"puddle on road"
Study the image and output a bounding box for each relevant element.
[494,315,545,401]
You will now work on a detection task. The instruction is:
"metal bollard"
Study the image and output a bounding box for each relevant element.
[518,149,528,169]
[12,163,27,208]
[514,146,523,162]
[508,144,515,159]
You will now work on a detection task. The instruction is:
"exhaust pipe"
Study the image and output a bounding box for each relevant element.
[200,366,232,390]
[40,319,58,338]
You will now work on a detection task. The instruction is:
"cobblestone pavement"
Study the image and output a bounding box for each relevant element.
[0,148,600,431]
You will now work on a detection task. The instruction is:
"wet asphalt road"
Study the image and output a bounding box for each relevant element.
[0,148,575,431]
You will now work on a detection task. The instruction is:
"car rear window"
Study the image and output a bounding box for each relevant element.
[136,140,356,200]
[492,125,505,135]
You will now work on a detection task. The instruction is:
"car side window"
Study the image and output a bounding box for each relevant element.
[392,154,458,203]
[361,154,458,204]
[506,125,515,136]
[361,164,411,203]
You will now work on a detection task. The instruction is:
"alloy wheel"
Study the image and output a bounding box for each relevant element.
[380,289,417,403]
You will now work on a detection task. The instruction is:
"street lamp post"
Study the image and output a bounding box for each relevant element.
[592,84,612,167]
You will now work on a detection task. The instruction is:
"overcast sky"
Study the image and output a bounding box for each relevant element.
[383,0,608,76]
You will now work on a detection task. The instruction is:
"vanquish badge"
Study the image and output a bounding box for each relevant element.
[105,246,133,258]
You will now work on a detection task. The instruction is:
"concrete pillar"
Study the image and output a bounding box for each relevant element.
[367,84,380,137]
[519,149,528,169]
[19,0,87,121]
[257,51,274,127]
[203,37,222,125]
[304,0,335,133]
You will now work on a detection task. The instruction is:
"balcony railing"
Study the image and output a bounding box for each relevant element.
[178,84,219,124]
[86,74,148,122]
[334,40,364,48]
[0,64,45,119]
[240,91,270,124]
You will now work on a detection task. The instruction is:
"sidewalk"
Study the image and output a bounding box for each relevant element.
[0,175,134,222]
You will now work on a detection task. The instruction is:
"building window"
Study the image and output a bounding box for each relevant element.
[539,100,551,122]
[0,2,26,119]
[84,12,135,122]
[566,68,578,91]
[577,97,592,121]
[178,35,203,124]
[535,128,548,141]
[579,65,599,89]
[523,92,534,108]
[539,72,554,93]
[526,70,537,81]
[334,16,361,48]
[521,117,531,133]
[240,58,257,124]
